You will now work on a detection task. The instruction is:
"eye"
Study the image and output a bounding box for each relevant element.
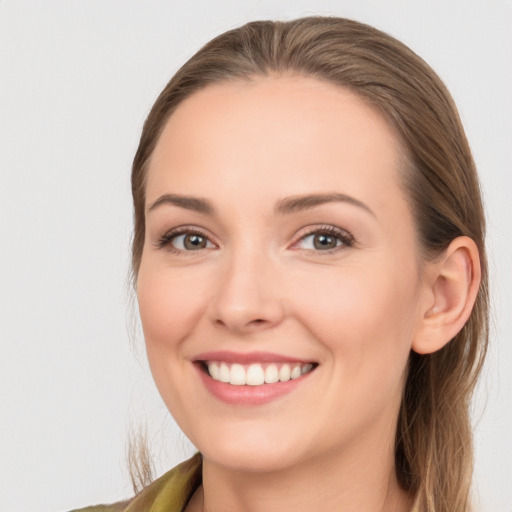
[294,226,354,252]
[156,228,216,252]
[172,233,213,250]
[301,233,341,250]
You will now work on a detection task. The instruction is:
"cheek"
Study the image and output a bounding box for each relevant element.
[136,264,211,353]
[299,259,415,322]
[136,262,215,419]
[290,259,418,372]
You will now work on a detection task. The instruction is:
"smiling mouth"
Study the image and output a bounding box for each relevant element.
[200,361,317,386]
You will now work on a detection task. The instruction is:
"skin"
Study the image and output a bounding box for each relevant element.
[137,75,436,512]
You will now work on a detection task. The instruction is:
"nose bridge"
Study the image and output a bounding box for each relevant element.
[210,237,284,333]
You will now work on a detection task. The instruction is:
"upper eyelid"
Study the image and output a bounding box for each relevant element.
[161,225,214,239]
[293,225,355,242]
[155,225,217,249]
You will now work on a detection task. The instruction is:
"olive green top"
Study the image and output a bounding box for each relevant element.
[70,454,202,512]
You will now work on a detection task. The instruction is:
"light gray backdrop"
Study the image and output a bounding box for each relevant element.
[1,1,510,511]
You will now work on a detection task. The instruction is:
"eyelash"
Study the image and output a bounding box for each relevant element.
[155,227,214,253]
[155,225,355,254]
[293,225,355,253]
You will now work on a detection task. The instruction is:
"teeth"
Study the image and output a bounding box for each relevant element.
[208,362,220,380]
[301,363,313,374]
[230,364,246,385]
[290,365,302,379]
[279,364,291,382]
[206,361,315,386]
[264,364,279,384]
[247,364,265,386]
[219,363,230,383]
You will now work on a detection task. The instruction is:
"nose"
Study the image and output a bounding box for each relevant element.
[208,246,285,335]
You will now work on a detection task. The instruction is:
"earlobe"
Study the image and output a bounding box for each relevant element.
[412,236,481,355]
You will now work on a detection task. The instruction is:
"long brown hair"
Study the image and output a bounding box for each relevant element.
[131,17,488,511]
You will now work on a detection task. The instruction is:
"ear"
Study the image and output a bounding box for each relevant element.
[412,236,481,355]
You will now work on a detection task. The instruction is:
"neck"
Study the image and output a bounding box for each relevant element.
[187,431,413,512]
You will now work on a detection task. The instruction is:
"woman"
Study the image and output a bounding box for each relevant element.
[77,16,488,512]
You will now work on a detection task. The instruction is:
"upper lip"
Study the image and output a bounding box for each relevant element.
[193,350,316,364]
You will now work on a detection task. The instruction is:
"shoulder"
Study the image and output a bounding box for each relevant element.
[69,454,202,512]
[69,504,129,512]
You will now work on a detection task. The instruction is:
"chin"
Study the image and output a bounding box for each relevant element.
[194,426,310,474]
[202,444,303,474]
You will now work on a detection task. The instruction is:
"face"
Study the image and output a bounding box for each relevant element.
[137,76,426,473]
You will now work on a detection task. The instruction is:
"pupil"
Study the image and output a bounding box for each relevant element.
[314,234,336,250]
[185,234,205,250]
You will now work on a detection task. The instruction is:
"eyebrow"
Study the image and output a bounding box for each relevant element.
[147,192,375,217]
[147,194,215,215]
[275,193,375,217]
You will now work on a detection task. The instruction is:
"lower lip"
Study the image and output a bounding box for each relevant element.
[195,364,314,406]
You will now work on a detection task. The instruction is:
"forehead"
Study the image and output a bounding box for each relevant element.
[146,75,408,217]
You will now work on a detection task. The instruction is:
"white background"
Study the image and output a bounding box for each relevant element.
[0,1,510,511]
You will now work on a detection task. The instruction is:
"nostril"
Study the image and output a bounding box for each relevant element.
[214,317,267,331]
[247,318,268,328]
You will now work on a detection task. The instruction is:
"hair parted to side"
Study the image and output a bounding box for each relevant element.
[130,17,488,511]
